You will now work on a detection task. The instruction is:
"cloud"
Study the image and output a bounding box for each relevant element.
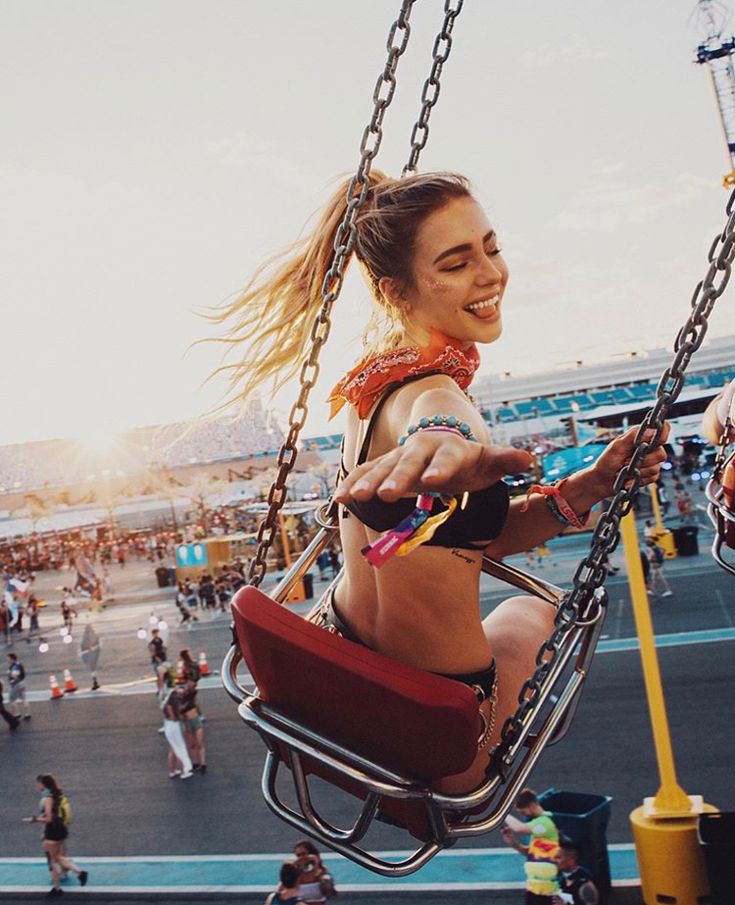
[520,36,610,70]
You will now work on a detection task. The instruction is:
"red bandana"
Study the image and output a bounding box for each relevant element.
[328,330,480,420]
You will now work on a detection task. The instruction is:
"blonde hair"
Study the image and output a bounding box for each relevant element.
[209,170,472,406]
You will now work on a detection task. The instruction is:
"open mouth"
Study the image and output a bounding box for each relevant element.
[464,294,500,318]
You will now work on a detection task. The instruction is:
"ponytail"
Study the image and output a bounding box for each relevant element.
[208,171,389,406]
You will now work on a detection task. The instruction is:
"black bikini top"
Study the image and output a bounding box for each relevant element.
[341,376,509,551]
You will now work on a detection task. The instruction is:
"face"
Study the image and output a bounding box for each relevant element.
[555,850,575,872]
[391,196,508,348]
[294,846,316,870]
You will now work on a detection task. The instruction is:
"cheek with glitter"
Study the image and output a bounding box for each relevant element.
[423,276,449,292]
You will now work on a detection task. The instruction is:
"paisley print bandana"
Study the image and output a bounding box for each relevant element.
[328,330,480,419]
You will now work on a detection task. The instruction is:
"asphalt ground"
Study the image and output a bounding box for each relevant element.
[1,521,733,902]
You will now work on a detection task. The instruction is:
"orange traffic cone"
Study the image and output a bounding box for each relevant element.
[62,667,78,693]
[198,648,211,677]
[49,673,63,700]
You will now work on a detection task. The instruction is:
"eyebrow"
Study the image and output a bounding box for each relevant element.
[433,230,496,265]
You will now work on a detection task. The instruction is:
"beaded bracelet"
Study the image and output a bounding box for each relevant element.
[522,479,589,530]
[398,415,477,447]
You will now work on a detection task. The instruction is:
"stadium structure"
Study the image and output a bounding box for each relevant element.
[472,334,735,448]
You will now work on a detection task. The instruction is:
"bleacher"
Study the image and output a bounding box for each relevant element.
[487,365,735,426]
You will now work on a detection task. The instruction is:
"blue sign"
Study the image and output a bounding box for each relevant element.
[541,444,607,482]
[176,543,208,569]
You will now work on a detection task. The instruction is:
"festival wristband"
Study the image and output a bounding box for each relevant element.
[521,479,589,530]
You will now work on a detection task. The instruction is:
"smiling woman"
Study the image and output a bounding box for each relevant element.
[216,169,668,794]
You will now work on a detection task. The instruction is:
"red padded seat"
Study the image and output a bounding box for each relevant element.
[231,586,481,783]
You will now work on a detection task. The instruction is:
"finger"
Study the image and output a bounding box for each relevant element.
[334,450,403,502]
[380,441,469,498]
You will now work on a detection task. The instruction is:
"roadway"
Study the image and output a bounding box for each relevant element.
[1,523,733,902]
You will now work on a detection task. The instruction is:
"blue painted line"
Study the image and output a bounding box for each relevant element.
[0,846,639,892]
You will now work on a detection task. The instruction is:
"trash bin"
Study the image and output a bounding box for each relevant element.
[539,788,612,893]
[672,525,699,556]
[698,811,735,905]
[303,572,314,600]
[155,566,170,588]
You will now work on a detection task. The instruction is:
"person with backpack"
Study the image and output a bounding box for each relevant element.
[645,538,673,598]
[23,774,88,897]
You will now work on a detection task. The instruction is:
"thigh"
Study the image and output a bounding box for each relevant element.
[482,596,557,737]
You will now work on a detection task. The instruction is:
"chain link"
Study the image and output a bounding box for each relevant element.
[403,1,464,177]
[246,1,418,588]
[493,186,735,768]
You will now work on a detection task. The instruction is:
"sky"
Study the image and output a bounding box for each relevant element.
[3,0,735,448]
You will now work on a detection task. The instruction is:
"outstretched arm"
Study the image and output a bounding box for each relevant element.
[487,424,668,558]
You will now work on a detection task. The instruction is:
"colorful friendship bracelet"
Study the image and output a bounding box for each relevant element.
[398,415,477,447]
[521,479,589,530]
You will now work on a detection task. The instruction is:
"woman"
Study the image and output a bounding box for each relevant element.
[179,674,207,774]
[161,686,194,779]
[23,774,88,897]
[216,171,667,792]
[293,840,334,905]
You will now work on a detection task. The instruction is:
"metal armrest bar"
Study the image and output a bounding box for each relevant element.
[481,555,565,606]
[273,526,339,602]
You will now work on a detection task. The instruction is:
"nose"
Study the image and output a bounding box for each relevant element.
[476,253,505,286]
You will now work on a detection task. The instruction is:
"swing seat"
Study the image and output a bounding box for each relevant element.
[223,527,607,876]
[706,453,735,575]
[232,584,480,781]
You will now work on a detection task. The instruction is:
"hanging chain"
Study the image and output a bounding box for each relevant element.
[493,187,735,769]
[402,0,464,177]
[246,1,418,588]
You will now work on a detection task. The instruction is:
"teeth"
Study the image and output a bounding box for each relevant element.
[466,295,499,312]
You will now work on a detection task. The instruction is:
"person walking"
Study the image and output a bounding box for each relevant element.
[7,652,31,720]
[553,841,599,905]
[0,673,21,731]
[79,621,101,691]
[645,538,673,598]
[501,788,560,904]
[23,774,88,897]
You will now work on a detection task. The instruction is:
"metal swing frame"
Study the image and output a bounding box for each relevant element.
[221,0,735,877]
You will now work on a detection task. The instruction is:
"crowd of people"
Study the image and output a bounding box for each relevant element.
[0,410,281,495]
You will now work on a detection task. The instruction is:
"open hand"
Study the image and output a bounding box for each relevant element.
[334,432,533,504]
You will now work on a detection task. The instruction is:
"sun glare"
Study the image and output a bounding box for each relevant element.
[73,423,122,455]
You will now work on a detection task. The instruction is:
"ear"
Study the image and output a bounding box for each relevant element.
[377,276,406,307]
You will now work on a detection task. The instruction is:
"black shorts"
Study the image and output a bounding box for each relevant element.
[44,819,68,842]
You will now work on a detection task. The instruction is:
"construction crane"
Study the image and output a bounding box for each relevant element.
[694,0,735,186]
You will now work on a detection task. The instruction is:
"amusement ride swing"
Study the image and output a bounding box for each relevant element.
[222,0,735,877]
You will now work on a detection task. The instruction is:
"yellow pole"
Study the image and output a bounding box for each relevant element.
[620,509,716,904]
[648,484,664,534]
[620,510,689,812]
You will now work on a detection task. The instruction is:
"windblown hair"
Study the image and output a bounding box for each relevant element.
[209,170,472,406]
